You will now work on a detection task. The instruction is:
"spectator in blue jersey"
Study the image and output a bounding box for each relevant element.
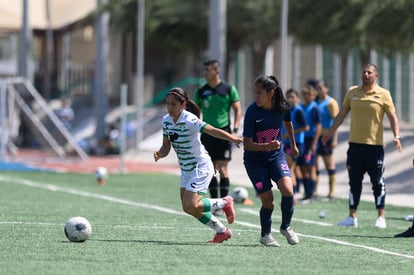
[315,80,339,200]
[243,75,299,247]
[282,88,308,203]
[298,85,322,203]
[154,87,242,243]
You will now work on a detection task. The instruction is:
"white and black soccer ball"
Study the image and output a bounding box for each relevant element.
[231,187,249,203]
[95,166,108,185]
[95,166,108,180]
[64,216,92,242]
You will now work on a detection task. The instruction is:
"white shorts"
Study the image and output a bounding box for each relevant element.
[180,161,214,194]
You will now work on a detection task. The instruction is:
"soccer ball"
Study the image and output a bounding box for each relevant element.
[64,216,92,242]
[95,166,108,185]
[231,187,249,203]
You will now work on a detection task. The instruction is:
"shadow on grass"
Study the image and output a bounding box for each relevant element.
[92,239,260,247]
[324,234,395,239]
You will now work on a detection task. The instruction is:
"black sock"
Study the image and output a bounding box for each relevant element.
[220,177,230,197]
[209,176,218,198]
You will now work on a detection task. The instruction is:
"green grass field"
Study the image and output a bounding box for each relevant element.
[1,171,413,275]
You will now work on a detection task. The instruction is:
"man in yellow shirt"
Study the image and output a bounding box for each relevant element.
[322,64,402,229]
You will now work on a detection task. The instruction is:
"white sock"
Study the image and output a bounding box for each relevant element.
[206,215,226,233]
[208,198,226,211]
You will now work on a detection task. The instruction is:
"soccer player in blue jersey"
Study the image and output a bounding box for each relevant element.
[243,75,299,247]
[154,87,242,243]
[315,80,339,200]
[299,85,321,203]
[282,89,308,203]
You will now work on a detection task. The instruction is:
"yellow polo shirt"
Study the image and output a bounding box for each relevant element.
[343,84,395,146]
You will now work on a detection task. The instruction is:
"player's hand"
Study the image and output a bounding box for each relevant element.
[234,137,243,148]
[154,151,161,162]
[321,133,331,145]
[394,137,402,152]
[291,145,299,158]
[268,140,281,151]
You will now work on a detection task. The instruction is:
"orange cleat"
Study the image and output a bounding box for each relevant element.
[222,196,235,224]
[208,228,232,243]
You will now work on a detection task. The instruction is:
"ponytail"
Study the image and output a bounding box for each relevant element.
[254,75,288,114]
[167,87,201,118]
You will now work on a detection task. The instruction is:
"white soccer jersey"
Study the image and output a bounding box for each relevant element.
[162,110,212,172]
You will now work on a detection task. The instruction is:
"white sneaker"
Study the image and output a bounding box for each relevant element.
[375,216,387,228]
[337,216,358,227]
[280,227,299,245]
[260,233,280,247]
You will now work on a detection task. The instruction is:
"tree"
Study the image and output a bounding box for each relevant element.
[290,0,414,63]
[104,0,281,80]
[227,0,281,77]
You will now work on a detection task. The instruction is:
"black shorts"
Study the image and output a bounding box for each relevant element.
[201,126,232,161]
[317,136,333,156]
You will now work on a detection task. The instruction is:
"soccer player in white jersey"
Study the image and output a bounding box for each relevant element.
[154,87,242,243]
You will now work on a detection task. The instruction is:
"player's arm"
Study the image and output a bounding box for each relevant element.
[283,121,299,157]
[243,137,281,151]
[154,136,171,162]
[231,101,242,133]
[386,110,402,152]
[311,109,322,153]
[203,124,243,146]
[327,100,340,147]
[322,105,349,144]
[295,110,309,134]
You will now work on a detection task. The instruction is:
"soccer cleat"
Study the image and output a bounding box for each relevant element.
[394,226,414,238]
[260,233,280,247]
[374,216,387,229]
[208,228,232,243]
[280,227,299,245]
[222,196,235,224]
[337,216,358,227]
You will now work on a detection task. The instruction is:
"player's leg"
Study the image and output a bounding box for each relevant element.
[245,160,279,246]
[180,163,232,243]
[215,134,232,197]
[338,143,364,227]
[322,154,336,199]
[201,133,219,198]
[272,157,299,245]
[367,145,386,228]
[277,176,299,245]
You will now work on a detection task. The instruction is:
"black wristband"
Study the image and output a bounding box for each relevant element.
[233,128,239,133]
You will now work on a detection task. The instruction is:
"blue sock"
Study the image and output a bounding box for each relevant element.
[303,178,312,198]
[295,178,303,193]
[260,207,273,237]
[280,196,294,230]
[309,179,316,197]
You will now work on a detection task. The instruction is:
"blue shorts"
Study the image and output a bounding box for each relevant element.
[317,136,333,156]
[297,137,316,166]
[283,142,305,163]
[244,153,291,194]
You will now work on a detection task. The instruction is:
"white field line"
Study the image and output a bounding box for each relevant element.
[1,175,414,260]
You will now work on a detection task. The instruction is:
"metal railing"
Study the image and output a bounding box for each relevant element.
[0,77,88,161]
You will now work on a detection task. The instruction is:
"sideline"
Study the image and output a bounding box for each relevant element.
[1,174,413,260]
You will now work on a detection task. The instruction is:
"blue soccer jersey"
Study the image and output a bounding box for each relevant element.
[243,102,291,161]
